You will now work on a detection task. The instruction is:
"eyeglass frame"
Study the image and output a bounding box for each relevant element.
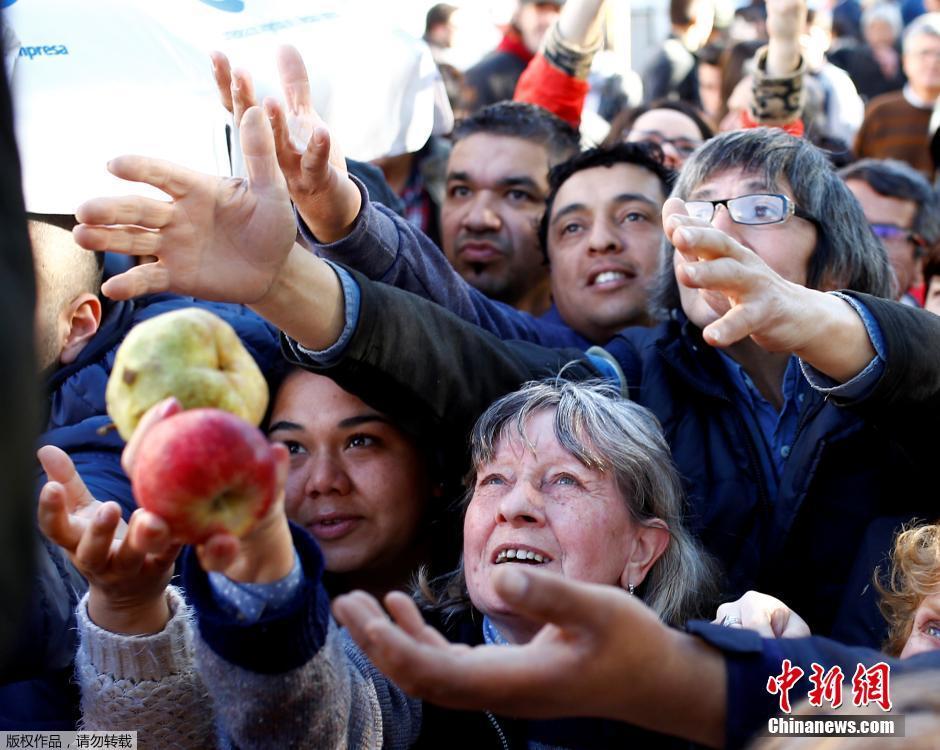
[683,193,818,227]
[869,222,926,254]
[628,130,703,157]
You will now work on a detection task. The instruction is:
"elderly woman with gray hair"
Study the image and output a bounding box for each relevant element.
[66,379,717,749]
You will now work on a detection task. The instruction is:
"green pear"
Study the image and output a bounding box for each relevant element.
[106,307,269,441]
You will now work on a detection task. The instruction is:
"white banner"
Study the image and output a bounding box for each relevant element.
[5,0,452,212]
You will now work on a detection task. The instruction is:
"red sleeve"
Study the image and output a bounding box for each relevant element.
[739,108,805,137]
[514,54,588,128]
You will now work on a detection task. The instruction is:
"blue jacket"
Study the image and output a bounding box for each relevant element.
[686,620,940,748]
[602,306,936,646]
[0,294,281,729]
[306,178,594,349]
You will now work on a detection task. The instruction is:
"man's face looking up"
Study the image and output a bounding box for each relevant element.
[441,133,551,309]
[545,163,667,342]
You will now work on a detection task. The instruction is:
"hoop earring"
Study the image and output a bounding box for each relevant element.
[628,584,635,595]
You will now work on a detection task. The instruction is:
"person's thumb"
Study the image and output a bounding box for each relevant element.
[493,567,635,632]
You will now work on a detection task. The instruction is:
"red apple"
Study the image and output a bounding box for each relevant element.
[131,408,278,544]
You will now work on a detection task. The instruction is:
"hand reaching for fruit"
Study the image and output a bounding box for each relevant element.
[37,443,181,635]
[38,400,294,635]
[124,398,295,584]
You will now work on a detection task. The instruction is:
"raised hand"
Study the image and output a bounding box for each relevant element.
[211,46,361,244]
[37,444,180,635]
[665,197,817,351]
[332,567,725,747]
[765,0,806,74]
[73,107,296,305]
[664,198,875,381]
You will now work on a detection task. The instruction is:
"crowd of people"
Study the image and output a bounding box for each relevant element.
[4,0,940,747]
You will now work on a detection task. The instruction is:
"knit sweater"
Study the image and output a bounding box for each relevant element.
[75,585,407,750]
[854,89,934,177]
[75,588,216,750]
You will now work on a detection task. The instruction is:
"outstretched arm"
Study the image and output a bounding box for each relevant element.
[514,0,606,126]
[333,568,727,747]
[215,47,587,347]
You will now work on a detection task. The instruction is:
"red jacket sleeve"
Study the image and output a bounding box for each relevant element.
[514,54,589,128]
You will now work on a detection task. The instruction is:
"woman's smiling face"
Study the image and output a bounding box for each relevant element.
[462,408,639,625]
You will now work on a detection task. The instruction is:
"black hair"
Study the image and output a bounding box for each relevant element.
[452,101,581,167]
[425,3,457,34]
[839,159,940,247]
[538,142,676,261]
[671,0,698,26]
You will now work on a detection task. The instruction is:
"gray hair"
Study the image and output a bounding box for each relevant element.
[862,3,902,39]
[653,128,895,316]
[840,158,940,248]
[903,12,940,54]
[418,379,718,627]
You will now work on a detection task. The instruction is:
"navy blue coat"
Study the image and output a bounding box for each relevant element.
[0,294,281,729]
[602,307,937,646]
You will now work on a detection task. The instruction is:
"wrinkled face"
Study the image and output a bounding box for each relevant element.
[904,32,940,98]
[845,178,920,298]
[900,592,940,658]
[268,371,431,574]
[515,1,562,53]
[627,109,705,169]
[677,168,818,331]
[463,409,637,625]
[442,133,550,306]
[547,163,665,341]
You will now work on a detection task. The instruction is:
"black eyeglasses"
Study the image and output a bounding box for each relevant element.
[629,131,702,157]
[684,194,816,226]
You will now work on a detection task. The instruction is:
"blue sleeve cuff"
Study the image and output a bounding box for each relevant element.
[295,174,371,250]
[800,293,886,401]
[685,620,787,749]
[284,260,362,368]
[181,523,332,675]
[208,551,303,624]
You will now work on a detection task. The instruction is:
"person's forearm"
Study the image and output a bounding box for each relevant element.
[794,293,876,383]
[619,630,725,747]
[557,0,605,48]
[766,37,801,76]
[250,245,345,352]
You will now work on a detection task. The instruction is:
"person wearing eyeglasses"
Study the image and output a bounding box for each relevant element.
[839,158,940,306]
[603,99,714,169]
